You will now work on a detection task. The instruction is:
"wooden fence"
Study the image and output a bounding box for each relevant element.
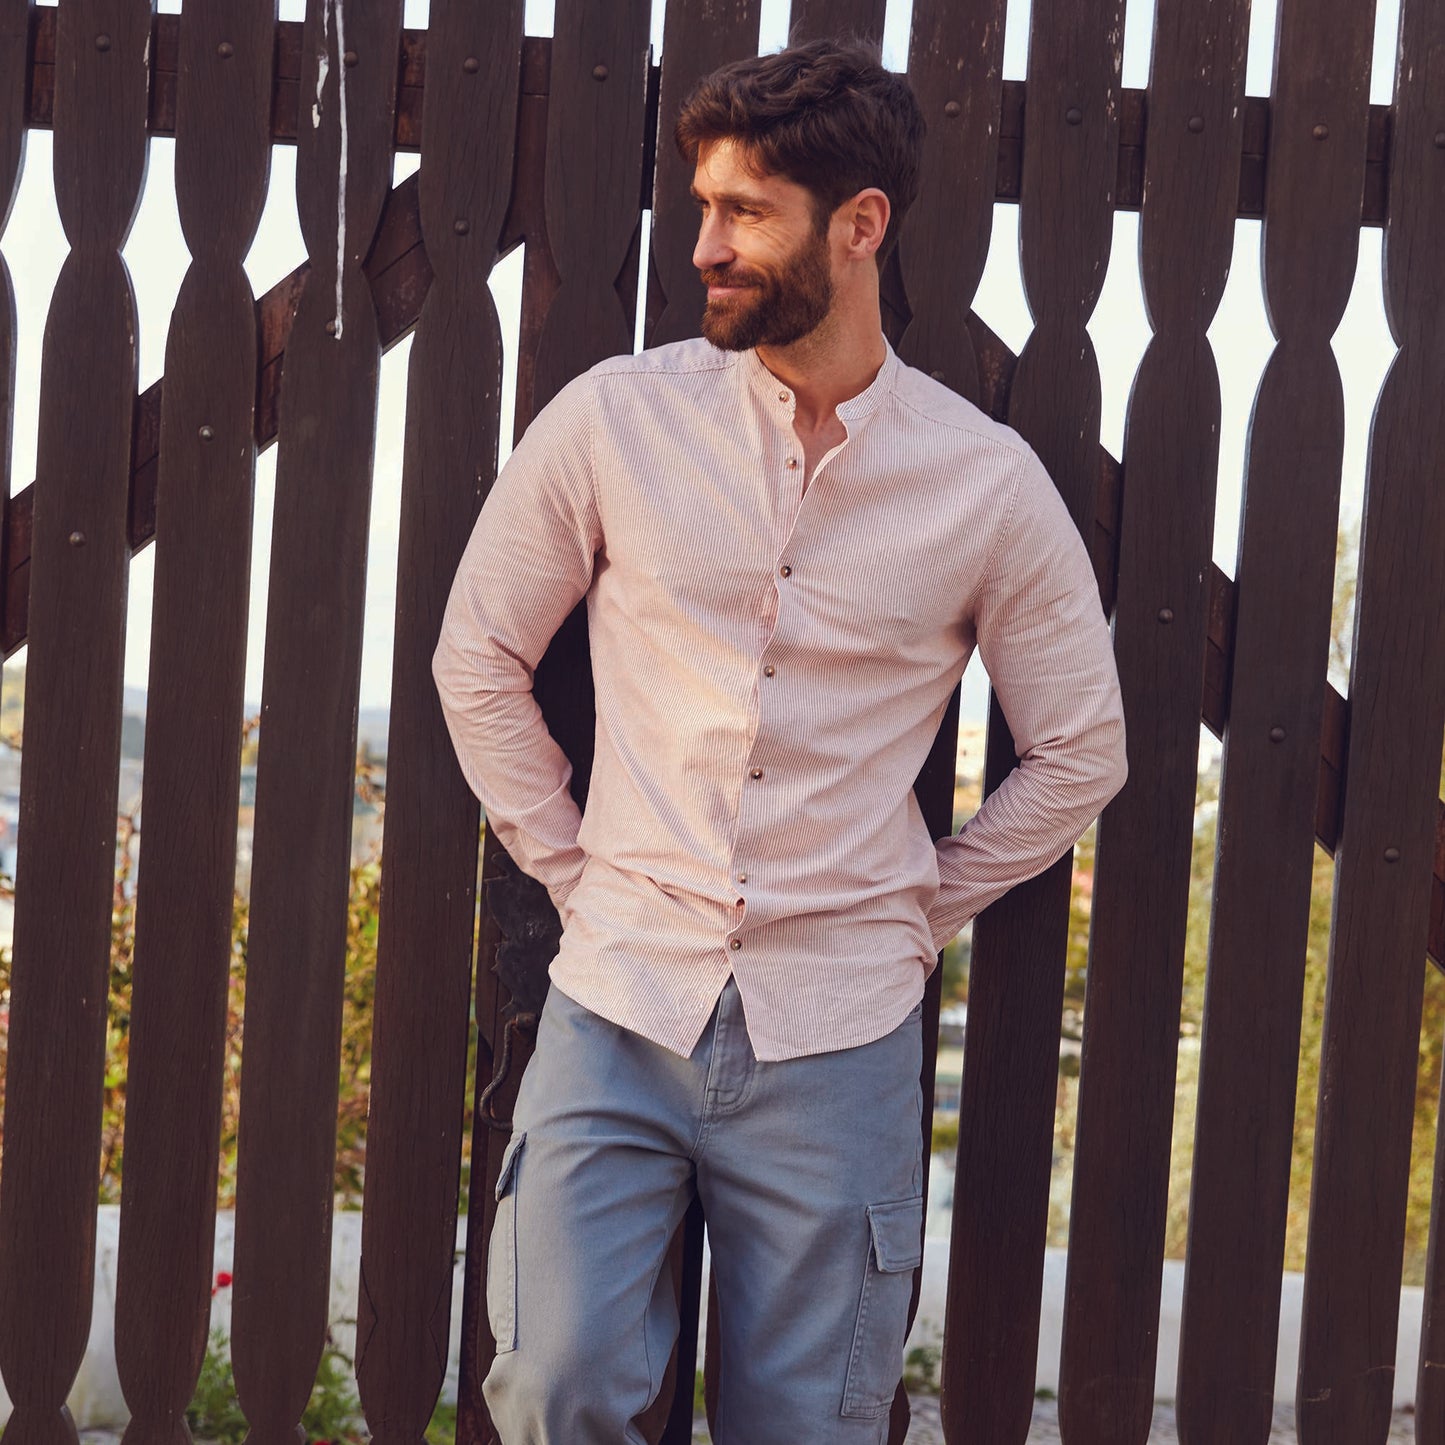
[0,1,1442,1444]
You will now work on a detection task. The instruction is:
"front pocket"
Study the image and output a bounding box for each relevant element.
[487,1130,527,1354]
[840,1195,924,1419]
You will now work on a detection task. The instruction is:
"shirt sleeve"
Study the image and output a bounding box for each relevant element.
[432,374,602,916]
[928,448,1128,950]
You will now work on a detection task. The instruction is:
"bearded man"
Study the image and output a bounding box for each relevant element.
[434,37,1127,1445]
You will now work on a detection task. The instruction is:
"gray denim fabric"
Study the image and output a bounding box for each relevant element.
[483,978,924,1445]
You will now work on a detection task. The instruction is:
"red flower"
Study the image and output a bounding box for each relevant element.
[215,1271,233,1289]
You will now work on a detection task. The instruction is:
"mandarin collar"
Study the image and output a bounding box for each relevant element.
[736,338,899,422]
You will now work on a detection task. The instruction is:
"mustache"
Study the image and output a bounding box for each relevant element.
[700,267,766,289]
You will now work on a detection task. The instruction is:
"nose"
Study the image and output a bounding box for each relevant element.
[693,213,733,274]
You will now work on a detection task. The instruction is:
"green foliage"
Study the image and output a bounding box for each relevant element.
[304,1341,368,1443]
[903,1341,941,1394]
[187,1331,250,1445]
[938,932,970,1001]
[187,1329,364,1445]
[930,1113,959,1155]
[427,1395,459,1445]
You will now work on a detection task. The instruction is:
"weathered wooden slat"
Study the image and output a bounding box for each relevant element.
[1079,2,1248,1441]
[451,29,562,1437]
[482,0,650,1149]
[0,4,150,1444]
[464,3,653,1429]
[354,3,520,1443]
[531,0,651,410]
[456,889,515,1445]
[110,4,273,1440]
[0,0,27,633]
[229,3,401,1441]
[644,0,760,348]
[1299,0,1445,1438]
[971,3,1120,1442]
[787,0,887,46]
[897,0,1003,410]
[1182,0,1376,1441]
[892,1,1006,1439]
[895,692,963,1445]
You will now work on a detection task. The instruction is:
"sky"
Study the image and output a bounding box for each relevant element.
[0,0,1406,762]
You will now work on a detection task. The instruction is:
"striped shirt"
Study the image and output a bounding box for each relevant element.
[434,337,1127,1062]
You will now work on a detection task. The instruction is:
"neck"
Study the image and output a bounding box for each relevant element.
[755,301,887,430]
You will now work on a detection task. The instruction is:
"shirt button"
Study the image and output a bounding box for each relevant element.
[779,564,792,578]
[750,767,764,779]
[730,938,742,950]
[785,456,799,469]
[735,897,745,907]
[737,872,748,884]
[778,389,789,403]
[763,664,775,677]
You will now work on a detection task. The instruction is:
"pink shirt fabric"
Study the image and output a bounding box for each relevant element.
[434,337,1127,1062]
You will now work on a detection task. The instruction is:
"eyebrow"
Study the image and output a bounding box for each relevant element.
[688,186,776,212]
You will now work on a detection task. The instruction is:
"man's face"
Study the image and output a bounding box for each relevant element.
[691,139,836,351]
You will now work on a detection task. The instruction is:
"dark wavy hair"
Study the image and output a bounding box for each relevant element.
[674,38,926,266]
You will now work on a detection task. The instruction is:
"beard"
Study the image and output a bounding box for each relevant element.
[699,226,834,351]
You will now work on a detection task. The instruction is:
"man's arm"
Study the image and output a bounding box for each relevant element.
[928,449,1128,950]
[433,375,601,917]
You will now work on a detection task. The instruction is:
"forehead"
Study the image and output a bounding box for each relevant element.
[691,138,813,211]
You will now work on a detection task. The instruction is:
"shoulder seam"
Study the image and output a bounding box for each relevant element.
[890,386,1032,460]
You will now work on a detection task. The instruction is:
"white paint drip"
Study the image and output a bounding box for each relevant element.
[313,0,329,129]
[332,0,349,341]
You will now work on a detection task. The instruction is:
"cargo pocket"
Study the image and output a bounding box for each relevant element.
[487,1130,526,1354]
[840,1195,924,1419]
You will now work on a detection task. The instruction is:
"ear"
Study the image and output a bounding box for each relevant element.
[839,188,891,261]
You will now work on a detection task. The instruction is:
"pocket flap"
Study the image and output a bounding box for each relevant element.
[494,1130,527,1203]
[866,1196,923,1273]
